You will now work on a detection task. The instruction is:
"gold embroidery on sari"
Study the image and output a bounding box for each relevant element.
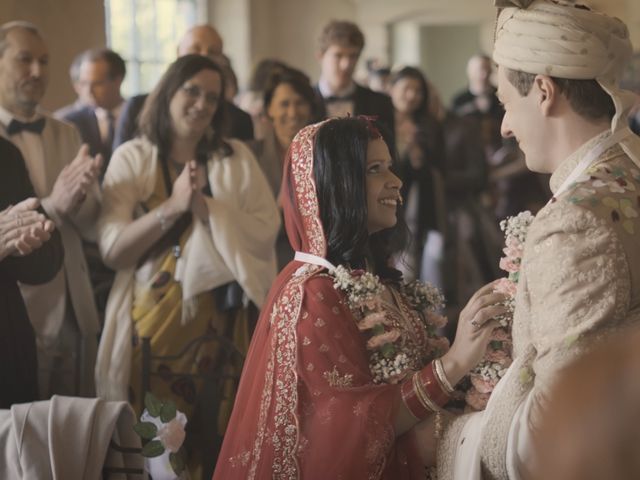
[323,366,354,388]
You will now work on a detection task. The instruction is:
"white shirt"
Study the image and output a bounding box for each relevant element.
[95,101,123,144]
[318,79,356,119]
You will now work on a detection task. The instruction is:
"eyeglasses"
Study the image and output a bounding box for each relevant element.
[180,84,220,106]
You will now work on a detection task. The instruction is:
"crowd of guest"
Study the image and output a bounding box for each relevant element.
[1,14,639,479]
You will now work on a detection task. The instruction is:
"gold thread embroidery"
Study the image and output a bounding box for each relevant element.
[322,366,354,388]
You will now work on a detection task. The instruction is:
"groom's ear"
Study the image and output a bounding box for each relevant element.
[533,74,559,117]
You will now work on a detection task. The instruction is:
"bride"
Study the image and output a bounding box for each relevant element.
[213,116,507,479]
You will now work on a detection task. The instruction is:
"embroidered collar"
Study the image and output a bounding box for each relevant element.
[549,129,612,194]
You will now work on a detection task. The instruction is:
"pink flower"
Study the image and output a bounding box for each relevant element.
[490,327,511,342]
[465,387,491,411]
[428,336,450,355]
[494,278,518,297]
[499,257,520,274]
[470,373,499,393]
[425,311,448,329]
[358,312,388,331]
[504,237,524,257]
[157,418,186,454]
[363,299,381,311]
[367,329,401,349]
[485,349,512,366]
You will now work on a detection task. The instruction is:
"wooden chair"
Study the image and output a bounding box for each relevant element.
[140,332,245,479]
[102,440,145,478]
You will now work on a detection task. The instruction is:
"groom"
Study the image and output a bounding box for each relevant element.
[438,1,640,478]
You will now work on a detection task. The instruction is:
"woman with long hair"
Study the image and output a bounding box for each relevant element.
[214,117,506,478]
[389,66,446,284]
[95,55,279,473]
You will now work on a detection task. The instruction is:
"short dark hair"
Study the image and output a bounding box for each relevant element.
[506,68,615,121]
[390,66,430,121]
[139,54,230,162]
[312,117,407,281]
[263,67,320,121]
[248,58,288,92]
[80,48,126,80]
[317,20,365,54]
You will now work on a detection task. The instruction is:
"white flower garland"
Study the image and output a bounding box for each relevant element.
[330,265,445,384]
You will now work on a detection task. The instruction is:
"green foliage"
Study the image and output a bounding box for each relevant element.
[133,421,158,440]
[135,392,186,476]
[141,440,165,458]
[144,392,163,417]
[169,448,186,475]
[159,400,177,423]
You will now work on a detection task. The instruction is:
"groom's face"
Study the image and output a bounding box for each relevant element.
[497,66,550,173]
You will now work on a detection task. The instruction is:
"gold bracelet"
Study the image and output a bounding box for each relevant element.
[412,371,439,414]
[433,358,455,395]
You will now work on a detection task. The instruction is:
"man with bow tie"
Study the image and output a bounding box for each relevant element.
[0,20,102,399]
[314,20,395,146]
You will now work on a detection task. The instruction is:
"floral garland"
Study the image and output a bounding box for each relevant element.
[331,265,446,384]
[465,211,534,411]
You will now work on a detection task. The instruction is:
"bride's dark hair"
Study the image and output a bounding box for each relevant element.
[313,117,408,282]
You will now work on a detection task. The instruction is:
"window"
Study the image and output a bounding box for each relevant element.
[105,0,206,97]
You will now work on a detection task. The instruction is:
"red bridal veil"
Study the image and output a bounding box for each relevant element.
[213,120,423,479]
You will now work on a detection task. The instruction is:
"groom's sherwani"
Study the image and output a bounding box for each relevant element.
[439,130,640,479]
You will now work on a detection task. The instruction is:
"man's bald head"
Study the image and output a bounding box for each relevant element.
[177,25,223,63]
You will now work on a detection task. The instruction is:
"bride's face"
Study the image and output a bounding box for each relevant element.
[365,138,402,234]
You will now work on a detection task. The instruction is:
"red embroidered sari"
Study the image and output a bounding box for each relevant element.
[213,122,425,479]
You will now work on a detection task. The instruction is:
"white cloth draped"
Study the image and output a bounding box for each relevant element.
[0,395,142,479]
[95,137,279,400]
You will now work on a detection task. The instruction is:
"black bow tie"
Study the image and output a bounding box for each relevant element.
[7,117,46,135]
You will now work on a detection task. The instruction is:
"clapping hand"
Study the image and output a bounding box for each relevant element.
[48,144,103,218]
[0,197,56,259]
[165,160,208,224]
[189,161,209,222]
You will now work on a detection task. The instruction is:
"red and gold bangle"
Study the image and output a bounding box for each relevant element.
[413,370,441,412]
[401,371,433,420]
[415,362,450,407]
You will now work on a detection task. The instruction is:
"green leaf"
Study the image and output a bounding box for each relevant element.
[144,392,163,417]
[381,343,395,358]
[160,400,177,423]
[133,421,158,440]
[141,439,165,458]
[372,324,385,335]
[169,449,186,475]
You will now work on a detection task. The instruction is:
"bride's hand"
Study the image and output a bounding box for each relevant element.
[440,280,509,386]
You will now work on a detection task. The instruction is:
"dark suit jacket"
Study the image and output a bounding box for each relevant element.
[113,94,254,149]
[0,137,64,407]
[315,83,396,149]
[61,105,112,164]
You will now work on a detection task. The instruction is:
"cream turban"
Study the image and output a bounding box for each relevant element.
[493,0,636,132]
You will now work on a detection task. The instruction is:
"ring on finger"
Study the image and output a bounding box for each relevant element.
[470,318,479,328]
